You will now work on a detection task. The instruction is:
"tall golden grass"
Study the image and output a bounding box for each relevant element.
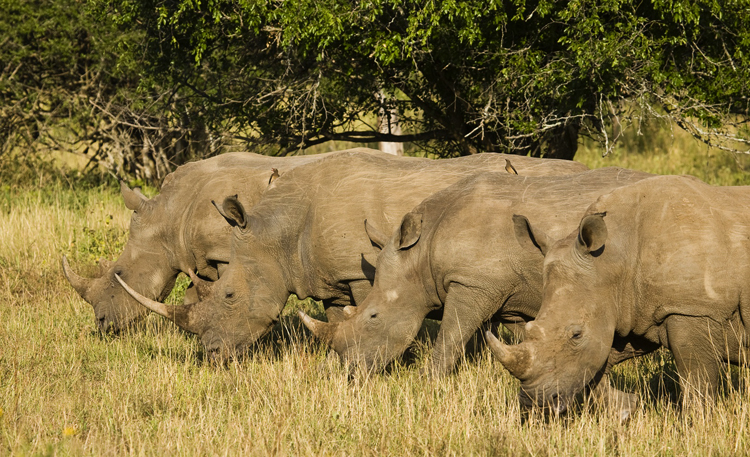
[1,125,749,455]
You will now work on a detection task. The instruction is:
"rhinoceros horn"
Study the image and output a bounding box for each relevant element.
[115,274,200,334]
[62,255,93,302]
[188,269,214,301]
[98,258,113,275]
[485,330,533,380]
[298,311,336,345]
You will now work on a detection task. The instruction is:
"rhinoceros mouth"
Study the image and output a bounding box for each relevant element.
[204,346,227,365]
[202,338,255,364]
[518,385,571,418]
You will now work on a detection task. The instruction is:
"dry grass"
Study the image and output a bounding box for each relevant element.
[2,126,750,455]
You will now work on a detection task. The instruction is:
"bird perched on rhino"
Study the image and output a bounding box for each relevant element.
[505,159,518,175]
[268,168,280,185]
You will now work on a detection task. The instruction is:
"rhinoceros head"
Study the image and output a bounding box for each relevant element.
[116,195,289,360]
[300,212,431,373]
[62,182,180,332]
[486,213,618,414]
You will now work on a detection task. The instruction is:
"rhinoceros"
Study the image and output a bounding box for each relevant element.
[62,149,375,332]
[299,168,651,382]
[116,151,588,359]
[487,174,750,413]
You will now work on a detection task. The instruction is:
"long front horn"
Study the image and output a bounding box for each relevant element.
[485,330,533,380]
[62,256,93,302]
[115,274,200,334]
[298,311,336,345]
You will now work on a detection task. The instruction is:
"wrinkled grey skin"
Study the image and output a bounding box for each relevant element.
[62,149,360,332]
[491,175,750,413]
[304,168,650,381]
[118,151,588,359]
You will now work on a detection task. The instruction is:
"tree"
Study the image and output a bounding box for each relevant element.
[92,0,750,158]
[0,0,221,183]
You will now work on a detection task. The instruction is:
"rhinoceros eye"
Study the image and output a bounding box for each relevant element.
[225,290,234,300]
[370,313,378,319]
[568,325,583,341]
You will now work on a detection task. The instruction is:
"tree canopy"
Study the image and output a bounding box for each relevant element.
[3,0,749,172]
[0,0,216,182]
[92,0,750,158]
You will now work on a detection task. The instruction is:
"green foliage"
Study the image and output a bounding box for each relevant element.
[71,218,129,265]
[165,274,192,305]
[577,119,750,186]
[0,0,128,152]
[91,0,750,157]
[0,0,220,184]
[283,294,326,318]
[0,150,120,195]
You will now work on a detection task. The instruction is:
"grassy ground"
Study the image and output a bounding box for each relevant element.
[2,127,750,455]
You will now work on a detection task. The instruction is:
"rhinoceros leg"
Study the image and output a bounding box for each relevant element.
[589,336,661,420]
[665,315,724,404]
[348,279,373,306]
[587,373,640,423]
[429,283,497,377]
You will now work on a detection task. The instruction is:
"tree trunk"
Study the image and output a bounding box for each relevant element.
[528,120,580,160]
[377,90,403,156]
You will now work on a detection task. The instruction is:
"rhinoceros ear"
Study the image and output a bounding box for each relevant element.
[577,212,607,255]
[121,181,148,211]
[398,212,422,250]
[212,195,247,230]
[364,220,389,250]
[577,213,607,255]
[513,214,551,256]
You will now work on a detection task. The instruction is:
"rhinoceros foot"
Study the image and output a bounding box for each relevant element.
[588,375,639,424]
